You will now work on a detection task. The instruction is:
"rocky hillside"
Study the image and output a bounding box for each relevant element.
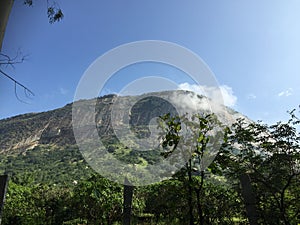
[0,90,241,154]
[0,90,243,184]
[0,94,115,154]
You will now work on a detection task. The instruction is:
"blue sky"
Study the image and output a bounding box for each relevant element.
[1,0,300,124]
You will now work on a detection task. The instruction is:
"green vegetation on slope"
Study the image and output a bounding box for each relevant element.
[0,94,299,224]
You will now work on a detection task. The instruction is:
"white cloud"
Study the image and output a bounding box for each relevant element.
[178,83,237,107]
[247,93,257,100]
[59,87,68,95]
[278,88,293,97]
[219,85,237,107]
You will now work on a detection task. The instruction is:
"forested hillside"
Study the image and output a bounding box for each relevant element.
[0,92,299,224]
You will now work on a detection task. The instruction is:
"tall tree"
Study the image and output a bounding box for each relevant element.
[217,108,300,224]
[159,113,225,224]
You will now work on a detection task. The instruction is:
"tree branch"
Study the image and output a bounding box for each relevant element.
[0,68,34,103]
[0,51,27,68]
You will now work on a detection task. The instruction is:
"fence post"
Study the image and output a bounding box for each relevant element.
[0,175,9,225]
[123,177,134,225]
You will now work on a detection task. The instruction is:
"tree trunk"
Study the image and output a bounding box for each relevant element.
[196,171,205,225]
[0,0,14,51]
[239,173,259,225]
[187,160,194,225]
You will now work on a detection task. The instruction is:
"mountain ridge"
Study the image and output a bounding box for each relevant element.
[0,90,243,155]
[0,90,246,184]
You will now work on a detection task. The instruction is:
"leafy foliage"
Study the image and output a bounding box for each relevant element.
[24,0,64,24]
[216,108,300,224]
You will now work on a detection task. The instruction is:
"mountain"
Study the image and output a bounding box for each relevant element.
[0,90,244,184]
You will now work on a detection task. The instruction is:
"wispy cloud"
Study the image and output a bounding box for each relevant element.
[278,88,293,97]
[59,87,68,95]
[247,93,257,100]
[178,83,237,107]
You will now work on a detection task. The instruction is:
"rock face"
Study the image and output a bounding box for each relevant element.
[0,103,75,154]
[0,91,243,155]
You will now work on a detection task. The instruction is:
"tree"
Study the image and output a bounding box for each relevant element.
[143,179,188,224]
[159,112,227,224]
[216,108,300,224]
[71,174,123,225]
[1,180,43,224]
